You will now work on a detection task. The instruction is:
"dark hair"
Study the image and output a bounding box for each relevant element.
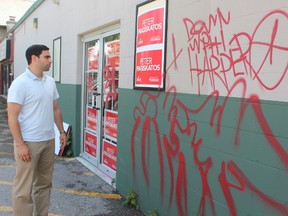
[25,44,49,65]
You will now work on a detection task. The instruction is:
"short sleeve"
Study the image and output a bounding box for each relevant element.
[52,79,60,100]
[7,80,25,105]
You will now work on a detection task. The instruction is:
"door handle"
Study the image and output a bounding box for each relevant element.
[93,106,101,110]
[93,92,101,96]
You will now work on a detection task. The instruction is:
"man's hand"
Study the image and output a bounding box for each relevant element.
[17,144,31,162]
[60,133,67,149]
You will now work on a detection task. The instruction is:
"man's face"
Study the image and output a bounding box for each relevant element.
[35,50,52,71]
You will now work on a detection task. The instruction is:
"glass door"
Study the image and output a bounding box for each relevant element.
[82,30,120,179]
[83,38,102,166]
[100,32,120,176]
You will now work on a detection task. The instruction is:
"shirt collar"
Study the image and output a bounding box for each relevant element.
[26,67,47,81]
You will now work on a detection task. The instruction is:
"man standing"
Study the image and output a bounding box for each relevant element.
[7,44,67,216]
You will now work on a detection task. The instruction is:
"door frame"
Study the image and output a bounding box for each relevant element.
[80,28,120,180]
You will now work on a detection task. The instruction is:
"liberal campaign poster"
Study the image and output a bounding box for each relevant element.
[104,110,118,141]
[102,140,117,171]
[84,131,97,158]
[87,46,99,71]
[134,0,167,90]
[135,49,163,87]
[87,107,97,131]
[137,7,164,48]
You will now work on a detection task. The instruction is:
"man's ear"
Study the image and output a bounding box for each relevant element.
[31,55,38,62]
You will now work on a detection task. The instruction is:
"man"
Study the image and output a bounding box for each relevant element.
[7,44,67,216]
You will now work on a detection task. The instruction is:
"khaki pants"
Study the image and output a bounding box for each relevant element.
[12,139,55,216]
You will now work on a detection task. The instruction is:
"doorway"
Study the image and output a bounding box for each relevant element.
[81,29,120,180]
[1,63,13,95]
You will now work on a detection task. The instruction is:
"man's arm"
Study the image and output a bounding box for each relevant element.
[53,100,67,149]
[7,102,31,162]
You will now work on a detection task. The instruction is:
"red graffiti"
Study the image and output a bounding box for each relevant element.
[183,9,288,95]
[131,8,288,216]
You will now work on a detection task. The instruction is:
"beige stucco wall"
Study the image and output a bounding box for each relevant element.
[13,0,288,102]
[13,0,143,88]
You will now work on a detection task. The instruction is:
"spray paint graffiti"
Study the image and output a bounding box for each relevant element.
[183,8,288,95]
[131,8,288,216]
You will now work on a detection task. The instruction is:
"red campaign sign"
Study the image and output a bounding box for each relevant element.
[85,132,97,157]
[135,49,163,87]
[87,107,97,131]
[102,140,117,171]
[88,46,99,70]
[106,40,120,67]
[137,7,164,48]
[104,110,118,140]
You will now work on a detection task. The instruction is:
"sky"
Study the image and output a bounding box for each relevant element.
[0,0,36,26]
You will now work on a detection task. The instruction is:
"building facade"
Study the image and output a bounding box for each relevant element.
[11,0,288,215]
[0,36,13,95]
[0,0,36,95]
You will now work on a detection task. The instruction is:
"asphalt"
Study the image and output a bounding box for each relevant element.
[0,96,145,216]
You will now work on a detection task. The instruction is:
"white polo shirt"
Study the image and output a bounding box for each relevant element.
[7,68,59,142]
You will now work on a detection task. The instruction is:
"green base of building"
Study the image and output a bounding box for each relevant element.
[56,83,82,157]
[116,88,288,216]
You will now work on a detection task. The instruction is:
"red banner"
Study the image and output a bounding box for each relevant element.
[102,140,117,171]
[84,132,97,157]
[104,110,118,141]
[87,107,97,131]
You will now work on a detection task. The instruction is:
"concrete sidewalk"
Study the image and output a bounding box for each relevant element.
[0,96,145,216]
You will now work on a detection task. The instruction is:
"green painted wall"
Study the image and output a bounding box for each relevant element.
[116,88,288,216]
[56,83,82,156]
